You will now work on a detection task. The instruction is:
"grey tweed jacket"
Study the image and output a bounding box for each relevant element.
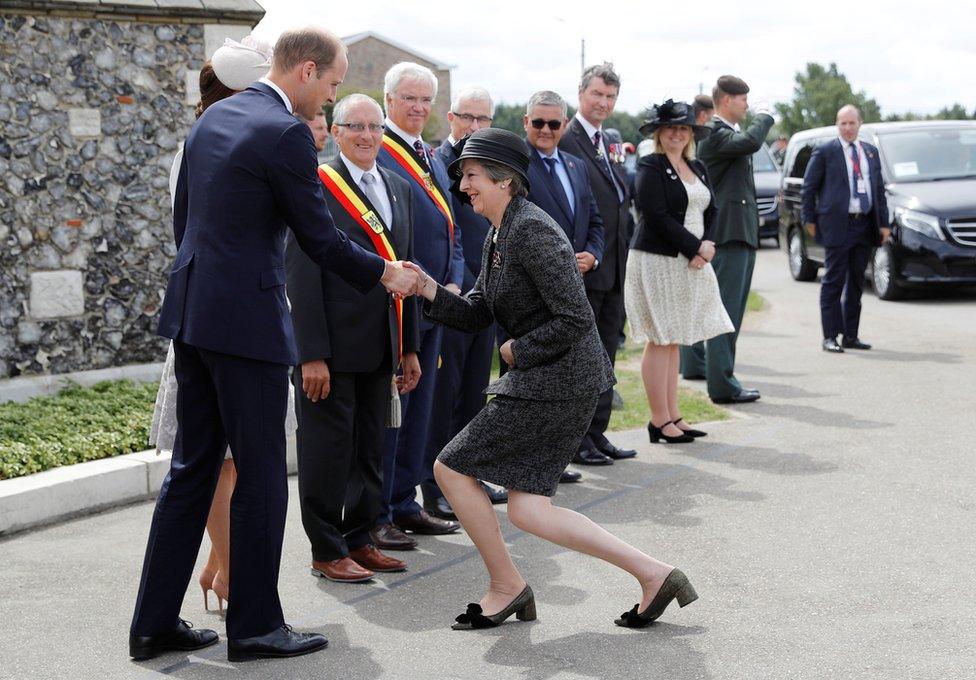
[425,196,615,401]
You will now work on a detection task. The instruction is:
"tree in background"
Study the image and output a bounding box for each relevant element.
[324,87,442,141]
[775,62,881,135]
[490,102,646,144]
[885,103,975,122]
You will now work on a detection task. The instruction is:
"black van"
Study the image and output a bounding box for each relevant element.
[754,143,782,245]
[778,120,976,299]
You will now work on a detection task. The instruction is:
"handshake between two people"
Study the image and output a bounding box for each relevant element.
[380,261,462,300]
[689,240,716,271]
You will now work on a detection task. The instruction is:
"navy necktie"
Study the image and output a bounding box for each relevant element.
[543,157,573,219]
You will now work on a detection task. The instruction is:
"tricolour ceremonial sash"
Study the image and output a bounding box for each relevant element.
[317,163,402,359]
[381,134,455,243]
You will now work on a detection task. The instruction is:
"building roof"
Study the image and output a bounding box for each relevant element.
[342,31,454,71]
[1,0,265,24]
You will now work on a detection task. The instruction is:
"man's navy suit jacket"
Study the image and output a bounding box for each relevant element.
[158,82,384,365]
[524,144,605,260]
[801,137,889,248]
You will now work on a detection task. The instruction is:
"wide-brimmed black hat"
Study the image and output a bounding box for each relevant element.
[447,128,531,202]
[639,99,710,142]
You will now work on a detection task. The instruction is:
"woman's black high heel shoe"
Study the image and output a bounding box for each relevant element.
[647,421,694,444]
[673,418,707,438]
[451,585,536,630]
[615,569,698,628]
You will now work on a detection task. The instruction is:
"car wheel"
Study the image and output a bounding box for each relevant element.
[872,243,904,300]
[788,228,818,281]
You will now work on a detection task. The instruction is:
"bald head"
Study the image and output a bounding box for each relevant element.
[836,105,862,142]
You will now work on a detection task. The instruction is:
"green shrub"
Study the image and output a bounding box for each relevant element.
[0,380,159,480]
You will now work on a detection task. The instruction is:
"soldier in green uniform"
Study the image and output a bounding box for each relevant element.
[693,75,774,403]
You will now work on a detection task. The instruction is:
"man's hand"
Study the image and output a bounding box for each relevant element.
[381,260,419,297]
[397,352,422,394]
[499,339,516,367]
[688,255,708,270]
[576,251,596,273]
[697,240,716,262]
[402,261,438,300]
[445,283,461,295]
[301,359,330,402]
[805,222,816,238]
[880,227,891,244]
[750,97,772,116]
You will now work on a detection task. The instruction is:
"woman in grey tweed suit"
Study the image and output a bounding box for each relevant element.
[407,128,698,631]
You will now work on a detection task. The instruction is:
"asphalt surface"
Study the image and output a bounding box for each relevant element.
[2,247,975,680]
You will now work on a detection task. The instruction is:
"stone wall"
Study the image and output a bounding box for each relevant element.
[0,12,251,378]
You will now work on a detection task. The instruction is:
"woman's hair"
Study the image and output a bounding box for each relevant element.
[479,160,528,198]
[652,126,696,160]
[195,61,237,119]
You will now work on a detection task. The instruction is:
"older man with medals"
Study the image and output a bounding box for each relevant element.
[375,62,464,545]
[285,94,421,582]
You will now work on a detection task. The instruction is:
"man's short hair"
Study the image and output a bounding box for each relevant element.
[712,75,749,103]
[383,62,439,100]
[333,93,383,125]
[451,86,494,116]
[693,94,714,118]
[526,90,567,118]
[272,27,344,75]
[579,62,620,92]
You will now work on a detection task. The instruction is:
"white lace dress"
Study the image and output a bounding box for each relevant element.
[624,177,734,346]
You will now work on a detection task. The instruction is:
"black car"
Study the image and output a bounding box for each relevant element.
[753,143,781,245]
[779,120,976,299]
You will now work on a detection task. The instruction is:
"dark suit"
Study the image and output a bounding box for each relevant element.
[802,137,888,339]
[133,82,384,640]
[423,138,497,504]
[559,117,630,450]
[376,129,460,522]
[286,157,417,561]
[691,113,774,399]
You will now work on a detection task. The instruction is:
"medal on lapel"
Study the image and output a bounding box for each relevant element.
[595,145,606,160]
[608,143,625,164]
[492,250,502,268]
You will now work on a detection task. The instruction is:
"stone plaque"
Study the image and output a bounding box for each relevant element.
[204,24,251,59]
[68,108,101,139]
[184,69,201,105]
[30,270,85,319]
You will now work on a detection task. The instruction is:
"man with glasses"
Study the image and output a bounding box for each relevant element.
[374,62,463,546]
[286,93,419,583]
[559,63,637,466]
[424,87,510,518]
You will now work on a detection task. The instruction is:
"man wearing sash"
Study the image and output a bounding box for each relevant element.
[286,94,421,582]
[375,61,464,541]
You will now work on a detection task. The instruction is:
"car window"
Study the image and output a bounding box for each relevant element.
[877,127,976,181]
[753,144,777,172]
[789,143,815,178]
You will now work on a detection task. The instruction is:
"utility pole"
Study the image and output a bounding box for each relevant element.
[581,38,585,73]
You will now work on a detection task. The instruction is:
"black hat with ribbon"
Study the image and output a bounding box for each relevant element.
[447,128,531,203]
[639,99,711,142]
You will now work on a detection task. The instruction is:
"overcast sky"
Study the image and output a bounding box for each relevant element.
[251,0,976,118]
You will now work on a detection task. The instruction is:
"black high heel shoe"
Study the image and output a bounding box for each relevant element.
[615,569,698,628]
[673,418,707,438]
[647,421,694,444]
[451,585,536,630]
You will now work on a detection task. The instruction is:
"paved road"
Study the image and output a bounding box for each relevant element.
[2,248,975,680]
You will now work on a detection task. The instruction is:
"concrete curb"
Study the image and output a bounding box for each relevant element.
[0,436,297,537]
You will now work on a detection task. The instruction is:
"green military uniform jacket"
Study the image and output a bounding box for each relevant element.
[696,113,775,249]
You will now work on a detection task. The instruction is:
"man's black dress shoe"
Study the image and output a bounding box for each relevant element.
[424,496,457,520]
[369,523,417,551]
[396,510,460,535]
[571,446,613,466]
[822,337,845,353]
[842,337,872,350]
[711,388,761,404]
[227,625,327,662]
[559,470,582,484]
[130,619,218,660]
[481,481,508,504]
[595,441,637,460]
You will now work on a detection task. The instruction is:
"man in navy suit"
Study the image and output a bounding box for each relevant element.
[129,28,416,663]
[375,61,463,543]
[802,105,890,353]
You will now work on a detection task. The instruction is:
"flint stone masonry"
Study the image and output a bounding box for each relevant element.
[0,0,263,379]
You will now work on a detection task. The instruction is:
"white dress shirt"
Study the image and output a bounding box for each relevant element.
[258,77,292,113]
[839,137,872,213]
[714,114,741,133]
[339,153,394,230]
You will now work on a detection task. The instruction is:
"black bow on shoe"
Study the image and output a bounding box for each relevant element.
[615,604,652,628]
[454,603,498,629]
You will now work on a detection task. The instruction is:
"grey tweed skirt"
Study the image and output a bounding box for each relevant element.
[437,393,600,497]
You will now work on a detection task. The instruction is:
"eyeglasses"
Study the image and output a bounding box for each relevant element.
[397,94,434,107]
[336,123,384,134]
[452,112,493,125]
[530,118,563,131]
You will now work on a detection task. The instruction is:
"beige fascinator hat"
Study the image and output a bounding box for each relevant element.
[211,35,273,91]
